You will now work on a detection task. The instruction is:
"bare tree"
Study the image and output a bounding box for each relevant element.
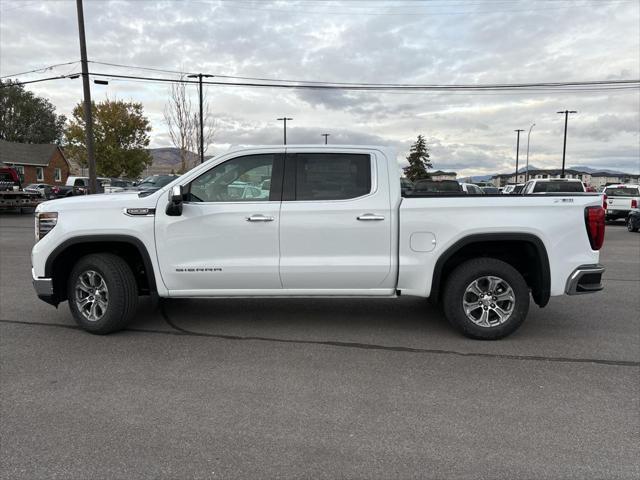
[164,77,216,173]
[164,78,197,173]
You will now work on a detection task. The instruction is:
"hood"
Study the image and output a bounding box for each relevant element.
[36,191,160,213]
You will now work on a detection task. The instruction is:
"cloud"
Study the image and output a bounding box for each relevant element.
[1,0,638,174]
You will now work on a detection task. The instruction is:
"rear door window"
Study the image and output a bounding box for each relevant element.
[291,153,371,201]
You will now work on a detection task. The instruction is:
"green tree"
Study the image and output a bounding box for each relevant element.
[403,134,432,182]
[0,80,66,144]
[65,99,152,178]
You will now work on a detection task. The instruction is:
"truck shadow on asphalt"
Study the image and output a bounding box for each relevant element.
[147,296,453,339]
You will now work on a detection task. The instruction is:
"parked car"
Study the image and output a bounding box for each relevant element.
[103,178,134,194]
[132,175,178,194]
[521,178,586,194]
[626,210,640,232]
[411,179,462,194]
[459,183,485,194]
[501,184,518,194]
[52,176,110,198]
[32,145,606,340]
[481,186,500,194]
[603,184,640,222]
[24,183,54,199]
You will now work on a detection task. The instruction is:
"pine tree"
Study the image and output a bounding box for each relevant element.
[403,135,432,182]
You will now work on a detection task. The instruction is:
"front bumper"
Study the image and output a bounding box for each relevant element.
[565,264,605,295]
[32,270,58,306]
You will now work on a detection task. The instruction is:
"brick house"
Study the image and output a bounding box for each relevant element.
[0,139,70,186]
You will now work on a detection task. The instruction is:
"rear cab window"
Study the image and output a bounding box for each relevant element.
[532,181,584,193]
[604,186,639,196]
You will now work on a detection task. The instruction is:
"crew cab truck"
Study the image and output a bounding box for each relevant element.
[31,146,606,339]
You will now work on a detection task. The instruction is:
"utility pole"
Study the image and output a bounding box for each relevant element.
[557,110,577,178]
[321,133,330,144]
[75,0,97,194]
[514,129,524,184]
[277,117,293,145]
[187,73,214,163]
[525,123,535,182]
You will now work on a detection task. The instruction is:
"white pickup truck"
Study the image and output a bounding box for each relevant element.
[31,146,606,339]
[603,184,640,221]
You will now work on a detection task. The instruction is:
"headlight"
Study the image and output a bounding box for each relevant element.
[35,212,58,241]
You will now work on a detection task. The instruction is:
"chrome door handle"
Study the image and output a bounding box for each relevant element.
[357,213,385,221]
[246,214,275,222]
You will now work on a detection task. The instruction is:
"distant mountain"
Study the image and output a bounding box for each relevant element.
[569,165,628,175]
[147,147,212,175]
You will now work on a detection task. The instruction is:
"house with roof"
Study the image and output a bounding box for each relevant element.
[492,168,592,186]
[0,139,70,186]
[588,171,640,188]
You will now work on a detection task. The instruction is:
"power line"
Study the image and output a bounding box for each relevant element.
[0,74,78,88]
[0,61,80,80]
[3,70,639,94]
[87,72,640,92]
[85,63,640,90]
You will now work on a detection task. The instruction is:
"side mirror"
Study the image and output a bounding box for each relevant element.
[166,185,183,216]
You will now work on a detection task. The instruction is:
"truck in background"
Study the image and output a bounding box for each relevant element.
[0,166,43,212]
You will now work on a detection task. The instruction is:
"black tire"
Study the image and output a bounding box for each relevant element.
[627,218,638,232]
[67,253,138,334]
[442,258,530,340]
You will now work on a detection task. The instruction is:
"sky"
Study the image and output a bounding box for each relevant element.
[1,0,639,177]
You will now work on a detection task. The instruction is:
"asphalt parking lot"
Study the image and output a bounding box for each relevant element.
[1,212,639,479]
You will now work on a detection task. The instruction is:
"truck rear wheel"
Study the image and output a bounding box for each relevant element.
[67,253,138,334]
[442,258,530,340]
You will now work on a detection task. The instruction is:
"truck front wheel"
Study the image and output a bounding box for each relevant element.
[67,253,138,334]
[442,258,530,340]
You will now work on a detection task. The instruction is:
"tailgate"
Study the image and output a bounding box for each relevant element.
[607,197,633,210]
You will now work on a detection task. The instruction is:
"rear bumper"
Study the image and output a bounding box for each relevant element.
[32,270,58,306]
[565,264,605,295]
[606,209,628,219]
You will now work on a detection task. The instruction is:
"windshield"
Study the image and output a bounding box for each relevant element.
[604,187,639,196]
[532,181,583,193]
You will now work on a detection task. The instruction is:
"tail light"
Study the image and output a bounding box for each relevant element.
[584,206,605,250]
[632,199,638,209]
[52,186,59,194]
[602,193,607,209]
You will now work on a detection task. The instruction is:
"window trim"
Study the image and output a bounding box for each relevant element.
[36,167,44,182]
[182,153,285,205]
[54,168,62,182]
[282,152,377,203]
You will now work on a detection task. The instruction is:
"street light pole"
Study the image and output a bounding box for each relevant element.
[277,117,293,145]
[525,123,535,182]
[321,133,330,144]
[75,0,97,194]
[514,129,524,184]
[187,73,214,163]
[557,110,577,178]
